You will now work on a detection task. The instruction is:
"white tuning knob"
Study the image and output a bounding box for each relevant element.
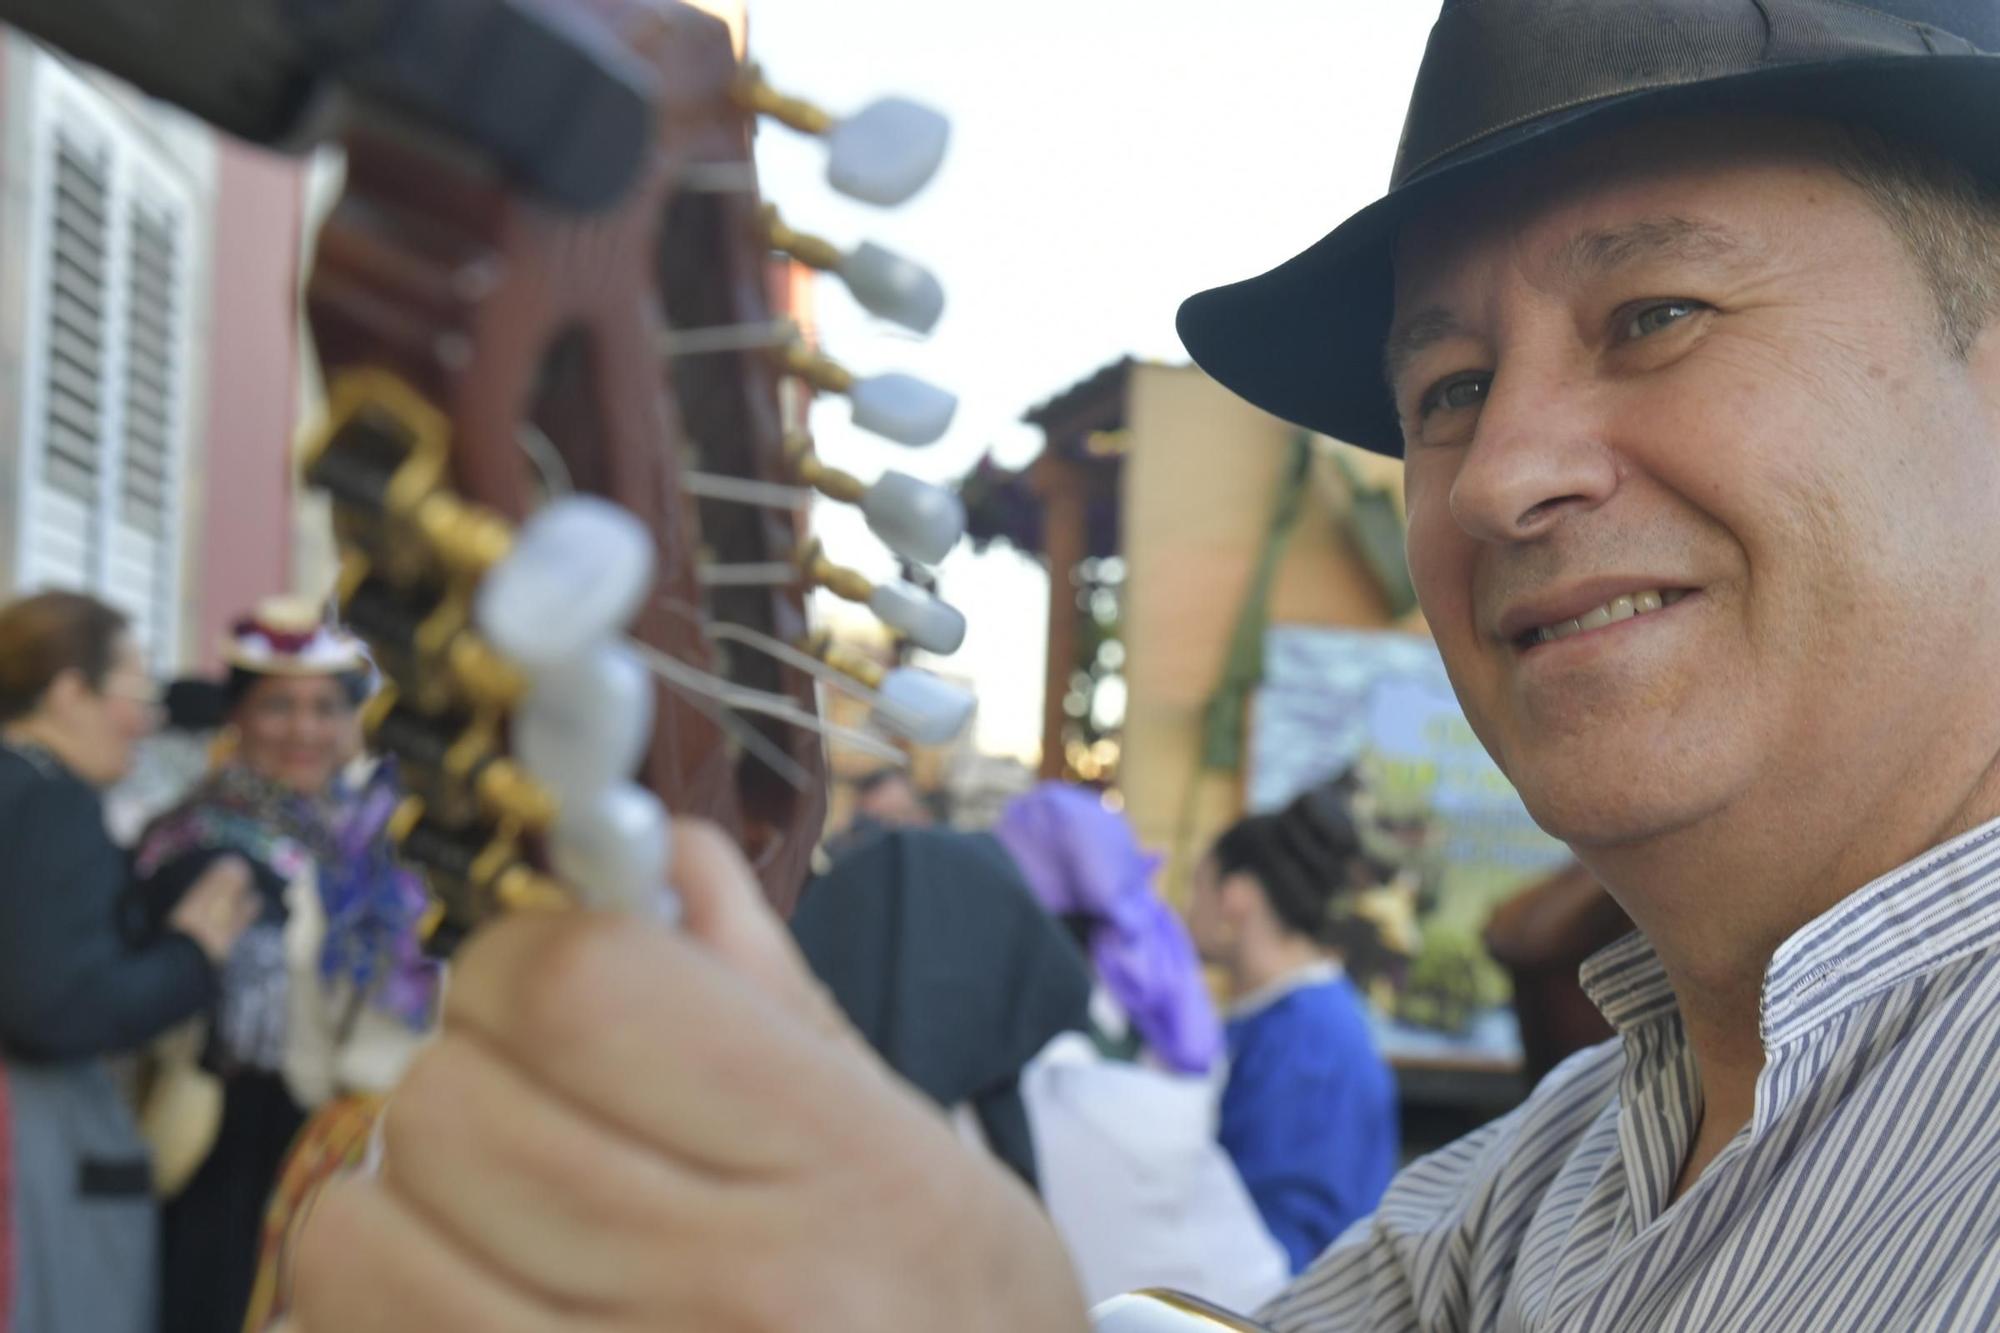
[550,783,677,920]
[867,581,966,655]
[513,642,654,802]
[872,668,975,745]
[476,497,654,672]
[827,97,950,206]
[839,242,945,335]
[861,470,965,566]
[848,373,956,447]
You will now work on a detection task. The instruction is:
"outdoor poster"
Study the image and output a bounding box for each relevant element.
[1246,626,1573,1068]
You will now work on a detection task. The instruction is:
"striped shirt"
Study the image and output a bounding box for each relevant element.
[1262,815,2000,1332]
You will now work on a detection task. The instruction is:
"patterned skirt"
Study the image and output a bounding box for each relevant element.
[240,1093,385,1333]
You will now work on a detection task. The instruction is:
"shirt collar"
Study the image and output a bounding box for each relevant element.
[1579,930,1676,1035]
[1578,814,2000,1049]
[1760,813,2000,1049]
[1227,958,1343,1022]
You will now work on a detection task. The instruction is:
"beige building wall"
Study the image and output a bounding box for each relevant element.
[1119,362,1415,903]
[687,0,748,54]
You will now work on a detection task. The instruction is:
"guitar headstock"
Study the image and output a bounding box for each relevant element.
[300,0,974,950]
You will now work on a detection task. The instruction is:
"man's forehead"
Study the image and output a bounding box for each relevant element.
[1385,214,1762,374]
[1384,118,1842,340]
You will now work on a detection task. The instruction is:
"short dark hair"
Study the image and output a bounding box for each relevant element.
[855,768,915,799]
[0,591,130,724]
[1210,780,1395,943]
[163,678,230,732]
[1827,124,2000,356]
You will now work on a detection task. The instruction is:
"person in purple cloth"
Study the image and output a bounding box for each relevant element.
[994,783,1289,1311]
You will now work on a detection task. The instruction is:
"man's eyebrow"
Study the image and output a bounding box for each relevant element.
[1381,217,1755,394]
[1552,215,1753,282]
[1382,305,1473,397]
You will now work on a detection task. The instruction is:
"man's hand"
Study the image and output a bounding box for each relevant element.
[166,854,258,963]
[290,821,1092,1332]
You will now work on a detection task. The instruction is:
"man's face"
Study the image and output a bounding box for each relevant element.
[1389,121,2000,851]
[1186,854,1230,964]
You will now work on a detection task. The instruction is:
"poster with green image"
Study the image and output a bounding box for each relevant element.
[1247,626,1573,1068]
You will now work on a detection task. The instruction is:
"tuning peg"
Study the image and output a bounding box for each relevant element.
[549,783,676,919]
[762,208,944,335]
[782,344,955,447]
[737,69,949,206]
[804,543,966,654]
[474,496,654,672]
[790,442,964,565]
[828,97,950,206]
[821,641,975,745]
[513,641,655,803]
[856,471,964,566]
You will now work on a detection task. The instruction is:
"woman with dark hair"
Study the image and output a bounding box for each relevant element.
[132,598,437,1333]
[1188,783,1401,1274]
[0,591,254,1333]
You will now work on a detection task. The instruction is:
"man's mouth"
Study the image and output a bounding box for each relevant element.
[1517,588,1691,649]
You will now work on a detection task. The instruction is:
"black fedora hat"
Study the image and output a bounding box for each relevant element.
[1176,0,2000,458]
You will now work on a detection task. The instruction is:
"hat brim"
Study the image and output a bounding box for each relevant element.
[222,651,367,678]
[1177,56,2000,457]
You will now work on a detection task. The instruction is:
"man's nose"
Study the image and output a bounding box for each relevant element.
[1448,361,1619,544]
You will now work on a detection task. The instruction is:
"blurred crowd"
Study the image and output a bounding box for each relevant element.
[1,590,435,1333]
[0,584,1618,1331]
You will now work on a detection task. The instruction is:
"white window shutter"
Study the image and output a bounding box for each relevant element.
[106,157,193,665]
[16,56,196,669]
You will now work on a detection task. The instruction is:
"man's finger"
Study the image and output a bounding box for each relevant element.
[439,908,864,1175]
[379,1028,719,1309]
[290,1175,559,1333]
[672,820,853,1040]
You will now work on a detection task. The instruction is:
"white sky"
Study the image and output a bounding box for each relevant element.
[745,2,1437,759]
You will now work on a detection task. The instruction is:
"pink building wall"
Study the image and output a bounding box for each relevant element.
[191,141,305,671]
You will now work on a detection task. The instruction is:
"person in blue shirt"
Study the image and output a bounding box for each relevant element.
[1188,783,1401,1273]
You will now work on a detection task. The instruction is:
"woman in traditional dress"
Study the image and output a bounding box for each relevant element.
[0,591,254,1333]
[133,599,437,1333]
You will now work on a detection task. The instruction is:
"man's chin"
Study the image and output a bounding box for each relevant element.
[1507,751,1717,852]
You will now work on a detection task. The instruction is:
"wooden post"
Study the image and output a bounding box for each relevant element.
[1030,452,1085,780]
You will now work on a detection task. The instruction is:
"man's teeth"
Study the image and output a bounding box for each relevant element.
[1531,589,1682,644]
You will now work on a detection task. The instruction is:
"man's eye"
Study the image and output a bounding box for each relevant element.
[1623,300,1705,340]
[1419,373,1490,418]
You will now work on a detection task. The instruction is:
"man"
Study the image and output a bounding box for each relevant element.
[32,0,2000,1329]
